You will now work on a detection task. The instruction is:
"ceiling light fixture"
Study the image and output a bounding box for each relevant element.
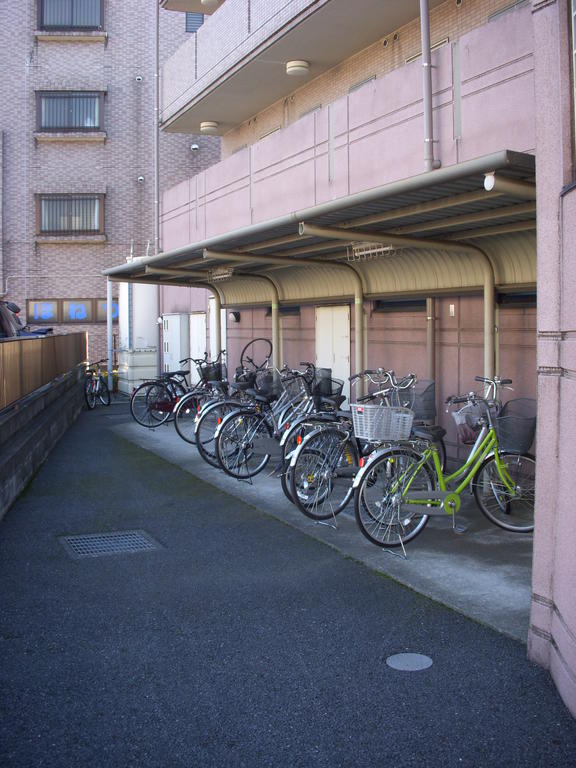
[286,60,310,76]
[200,121,219,134]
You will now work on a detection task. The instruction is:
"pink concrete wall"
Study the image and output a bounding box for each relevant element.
[528,0,576,719]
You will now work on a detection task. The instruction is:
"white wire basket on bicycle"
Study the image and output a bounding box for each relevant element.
[351,404,414,442]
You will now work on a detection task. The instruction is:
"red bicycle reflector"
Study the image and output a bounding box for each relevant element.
[359,457,365,468]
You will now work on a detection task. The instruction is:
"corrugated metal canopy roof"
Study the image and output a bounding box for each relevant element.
[105,150,536,304]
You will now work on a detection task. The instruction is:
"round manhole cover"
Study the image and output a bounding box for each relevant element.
[386,653,433,671]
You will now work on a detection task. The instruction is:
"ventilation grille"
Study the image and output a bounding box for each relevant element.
[59,530,161,559]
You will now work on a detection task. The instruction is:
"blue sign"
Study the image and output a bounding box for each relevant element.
[31,301,57,321]
[67,302,89,321]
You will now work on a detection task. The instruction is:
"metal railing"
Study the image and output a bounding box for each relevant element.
[0,333,87,411]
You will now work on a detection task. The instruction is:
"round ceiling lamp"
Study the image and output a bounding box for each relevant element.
[286,60,310,76]
[200,121,220,134]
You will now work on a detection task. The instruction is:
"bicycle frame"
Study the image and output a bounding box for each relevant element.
[353,423,518,516]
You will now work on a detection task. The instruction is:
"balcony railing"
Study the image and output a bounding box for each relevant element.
[160,5,536,252]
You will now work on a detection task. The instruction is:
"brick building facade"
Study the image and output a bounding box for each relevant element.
[0,1,219,363]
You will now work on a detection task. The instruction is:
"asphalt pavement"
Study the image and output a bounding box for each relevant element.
[0,398,575,768]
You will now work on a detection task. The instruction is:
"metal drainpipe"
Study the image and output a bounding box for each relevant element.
[107,279,114,390]
[154,0,162,375]
[426,297,436,381]
[420,0,440,172]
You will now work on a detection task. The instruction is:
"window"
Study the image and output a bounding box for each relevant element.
[27,298,118,324]
[39,0,103,30]
[38,92,103,131]
[185,13,204,33]
[37,194,104,235]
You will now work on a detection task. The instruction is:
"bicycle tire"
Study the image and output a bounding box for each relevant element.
[195,399,245,467]
[215,409,273,479]
[354,447,434,547]
[240,338,273,371]
[98,378,111,406]
[289,427,359,521]
[84,377,96,409]
[472,452,535,532]
[174,390,204,444]
[130,382,172,427]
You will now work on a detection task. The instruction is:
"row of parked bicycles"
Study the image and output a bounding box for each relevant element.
[128,338,537,552]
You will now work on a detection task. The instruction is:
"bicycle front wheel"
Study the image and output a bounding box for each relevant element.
[130,382,172,427]
[472,452,535,532]
[84,377,96,409]
[174,391,204,444]
[195,400,243,467]
[216,410,273,479]
[354,448,434,547]
[98,378,111,406]
[290,427,359,521]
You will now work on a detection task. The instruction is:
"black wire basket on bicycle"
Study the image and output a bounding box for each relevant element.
[495,397,537,454]
[198,360,226,383]
[312,368,344,409]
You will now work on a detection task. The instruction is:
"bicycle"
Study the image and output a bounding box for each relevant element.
[130,354,220,429]
[352,376,536,550]
[287,369,422,522]
[84,359,111,409]
[212,364,319,479]
[191,340,277,465]
[173,352,229,444]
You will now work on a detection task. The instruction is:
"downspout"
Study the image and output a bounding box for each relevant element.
[426,297,436,381]
[420,0,440,172]
[107,279,114,390]
[154,0,162,375]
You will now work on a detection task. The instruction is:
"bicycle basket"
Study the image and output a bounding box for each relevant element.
[452,403,484,445]
[496,398,536,454]
[412,379,436,421]
[255,368,283,398]
[199,361,224,383]
[351,404,414,442]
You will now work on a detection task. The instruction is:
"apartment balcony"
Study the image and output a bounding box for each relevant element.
[159,2,535,251]
[160,0,224,13]
[160,0,445,135]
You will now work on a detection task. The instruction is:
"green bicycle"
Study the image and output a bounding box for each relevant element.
[352,382,536,549]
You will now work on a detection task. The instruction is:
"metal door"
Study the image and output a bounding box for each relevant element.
[315,305,351,403]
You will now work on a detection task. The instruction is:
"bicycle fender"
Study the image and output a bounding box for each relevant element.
[351,445,392,489]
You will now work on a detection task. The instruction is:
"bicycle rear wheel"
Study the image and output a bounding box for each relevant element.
[216,410,273,479]
[98,378,111,406]
[289,427,359,520]
[472,452,535,532]
[130,382,172,427]
[354,448,433,547]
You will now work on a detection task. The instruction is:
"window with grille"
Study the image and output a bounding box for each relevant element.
[38,92,102,131]
[185,12,204,33]
[39,0,103,30]
[38,194,104,235]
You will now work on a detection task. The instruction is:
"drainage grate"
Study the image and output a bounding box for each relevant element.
[59,530,161,559]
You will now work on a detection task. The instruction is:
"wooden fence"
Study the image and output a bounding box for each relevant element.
[0,333,87,411]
